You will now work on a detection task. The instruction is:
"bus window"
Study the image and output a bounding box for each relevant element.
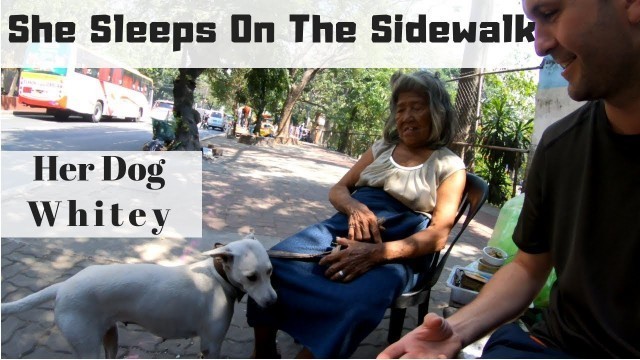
[110,68,123,85]
[98,68,110,81]
[122,71,133,89]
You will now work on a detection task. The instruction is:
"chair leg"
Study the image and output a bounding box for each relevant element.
[417,289,432,325]
[387,308,406,344]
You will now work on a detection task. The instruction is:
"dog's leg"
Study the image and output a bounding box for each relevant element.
[199,329,225,359]
[56,312,103,358]
[199,342,221,359]
[103,325,119,358]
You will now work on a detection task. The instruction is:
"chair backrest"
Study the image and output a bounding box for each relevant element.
[388,173,489,343]
[412,172,490,292]
[431,172,490,284]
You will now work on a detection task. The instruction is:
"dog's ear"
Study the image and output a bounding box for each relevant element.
[214,242,225,249]
[202,246,234,262]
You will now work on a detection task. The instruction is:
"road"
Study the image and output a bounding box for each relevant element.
[0,112,225,151]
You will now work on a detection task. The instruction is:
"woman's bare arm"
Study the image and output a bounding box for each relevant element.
[320,169,466,282]
[328,148,383,242]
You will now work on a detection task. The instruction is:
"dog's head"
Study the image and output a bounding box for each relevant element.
[202,234,277,308]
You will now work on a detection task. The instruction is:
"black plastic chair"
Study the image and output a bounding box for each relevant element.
[387,172,490,343]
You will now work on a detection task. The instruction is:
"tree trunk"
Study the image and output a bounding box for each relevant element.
[311,112,323,144]
[253,108,264,136]
[8,69,20,96]
[275,68,322,139]
[172,68,204,151]
[252,81,267,136]
[337,106,358,153]
[231,101,239,137]
[321,118,332,145]
[511,152,522,197]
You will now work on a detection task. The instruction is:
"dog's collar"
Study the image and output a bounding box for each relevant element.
[213,258,246,299]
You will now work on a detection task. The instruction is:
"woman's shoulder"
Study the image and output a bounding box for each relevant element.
[371,139,394,158]
[433,147,462,160]
[432,147,465,169]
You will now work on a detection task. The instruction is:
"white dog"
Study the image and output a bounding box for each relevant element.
[1,235,277,358]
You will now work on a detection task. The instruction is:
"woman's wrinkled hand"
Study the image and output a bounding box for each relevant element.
[319,237,383,282]
[377,313,463,359]
[347,203,383,243]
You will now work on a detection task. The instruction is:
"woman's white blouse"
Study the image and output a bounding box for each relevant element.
[355,140,466,215]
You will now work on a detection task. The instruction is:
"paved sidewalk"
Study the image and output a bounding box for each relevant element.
[1,135,498,358]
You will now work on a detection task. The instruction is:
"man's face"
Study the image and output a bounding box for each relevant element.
[523,0,638,102]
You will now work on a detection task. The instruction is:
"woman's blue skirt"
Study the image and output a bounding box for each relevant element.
[247,187,432,358]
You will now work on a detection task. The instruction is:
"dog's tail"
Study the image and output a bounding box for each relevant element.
[1,283,61,315]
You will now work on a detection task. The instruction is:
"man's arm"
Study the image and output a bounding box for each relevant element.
[449,250,552,346]
[379,250,552,359]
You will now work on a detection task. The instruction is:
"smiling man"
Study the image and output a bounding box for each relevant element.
[378,0,640,358]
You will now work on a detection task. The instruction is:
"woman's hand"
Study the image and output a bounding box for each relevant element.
[319,237,384,282]
[346,203,383,243]
[377,313,463,359]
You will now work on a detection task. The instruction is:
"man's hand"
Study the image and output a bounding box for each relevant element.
[377,313,463,359]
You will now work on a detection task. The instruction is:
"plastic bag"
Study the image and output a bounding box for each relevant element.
[152,119,175,143]
[533,269,556,308]
[487,194,524,258]
[487,194,556,308]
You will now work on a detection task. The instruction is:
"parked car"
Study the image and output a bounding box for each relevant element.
[149,101,175,143]
[207,110,226,131]
[153,100,174,109]
[150,100,174,121]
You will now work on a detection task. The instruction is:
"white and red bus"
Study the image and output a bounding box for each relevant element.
[18,45,153,122]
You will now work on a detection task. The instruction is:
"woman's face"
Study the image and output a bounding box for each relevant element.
[395,91,432,148]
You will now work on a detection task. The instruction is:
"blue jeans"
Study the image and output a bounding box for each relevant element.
[481,323,570,358]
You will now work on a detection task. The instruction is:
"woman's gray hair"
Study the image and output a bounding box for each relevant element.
[383,71,459,149]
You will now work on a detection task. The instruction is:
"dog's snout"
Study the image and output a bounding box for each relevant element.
[266,292,277,307]
[256,289,278,308]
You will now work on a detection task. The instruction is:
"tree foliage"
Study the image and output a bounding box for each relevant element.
[245,69,289,135]
[203,69,245,109]
[275,68,322,140]
[300,68,399,156]
[476,71,536,206]
[138,67,537,191]
[204,69,250,135]
[138,68,179,101]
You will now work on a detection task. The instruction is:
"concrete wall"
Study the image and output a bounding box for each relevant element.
[532,56,584,147]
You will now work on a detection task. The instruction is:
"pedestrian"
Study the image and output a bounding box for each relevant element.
[379,0,640,358]
[247,71,467,358]
[200,113,208,129]
[242,105,251,128]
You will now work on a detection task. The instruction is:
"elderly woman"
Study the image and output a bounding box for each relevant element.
[247,71,466,358]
